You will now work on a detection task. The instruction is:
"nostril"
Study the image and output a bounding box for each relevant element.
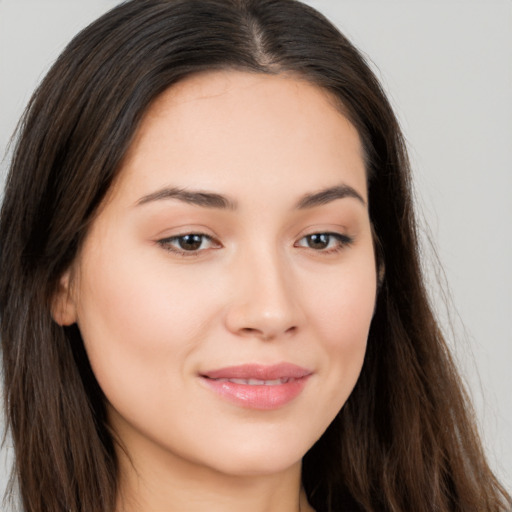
[239,325,298,340]
[240,327,274,341]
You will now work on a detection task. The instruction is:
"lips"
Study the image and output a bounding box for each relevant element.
[200,363,312,410]
[212,377,294,386]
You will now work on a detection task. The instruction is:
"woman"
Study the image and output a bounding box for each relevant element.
[0,0,509,511]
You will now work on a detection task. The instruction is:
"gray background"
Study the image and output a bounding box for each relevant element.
[1,0,511,500]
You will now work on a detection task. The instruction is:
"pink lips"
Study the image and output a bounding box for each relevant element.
[200,363,312,410]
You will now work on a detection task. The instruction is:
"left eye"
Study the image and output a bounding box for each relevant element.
[158,234,218,253]
[296,233,352,251]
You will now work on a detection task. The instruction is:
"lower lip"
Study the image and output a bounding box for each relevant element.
[201,376,310,410]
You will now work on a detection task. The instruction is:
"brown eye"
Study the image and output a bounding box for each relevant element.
[158,233,219,255]
[306,233,331,250]
[296,232,354,253]
[177,234,204,251]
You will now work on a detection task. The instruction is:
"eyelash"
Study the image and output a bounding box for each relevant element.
[157,232,354,257]
[294,232,354,254]
[157,233,219,257]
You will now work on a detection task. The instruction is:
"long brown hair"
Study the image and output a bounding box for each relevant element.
[0,1,509,511]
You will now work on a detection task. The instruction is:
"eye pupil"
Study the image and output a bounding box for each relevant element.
[307,233,329,249]
[179,234,203,251]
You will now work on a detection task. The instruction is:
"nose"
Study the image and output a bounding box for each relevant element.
[224,248,303,341]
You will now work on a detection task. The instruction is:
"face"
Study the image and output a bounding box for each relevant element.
[56,71,377,479]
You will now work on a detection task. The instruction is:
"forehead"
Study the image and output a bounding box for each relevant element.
[114,70,367,206]
[149,69,341,113]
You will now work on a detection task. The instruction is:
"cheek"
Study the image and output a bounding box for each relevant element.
[74,245,220,411]
[307,254,376,341]
[303,257,376,406]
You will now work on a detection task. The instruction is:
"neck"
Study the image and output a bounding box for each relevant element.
[115,442,312,512]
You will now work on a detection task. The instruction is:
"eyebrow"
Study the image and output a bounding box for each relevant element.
[136,187,237,210]
[295,184,366,209]
[135,183,365,210]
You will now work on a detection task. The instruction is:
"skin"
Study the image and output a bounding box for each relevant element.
[54,70,377,512]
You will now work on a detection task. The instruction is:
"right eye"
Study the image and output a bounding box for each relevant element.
[157,233,220,256]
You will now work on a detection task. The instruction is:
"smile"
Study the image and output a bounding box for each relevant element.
[200,363,312,410]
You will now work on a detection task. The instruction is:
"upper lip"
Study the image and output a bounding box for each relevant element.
[201,363,312,380]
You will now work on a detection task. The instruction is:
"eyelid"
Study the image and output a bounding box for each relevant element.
[294,231,354,254]
[157,232,222,257]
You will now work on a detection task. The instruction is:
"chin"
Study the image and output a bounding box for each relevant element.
[209,454,302,478]
[193,435,312,478]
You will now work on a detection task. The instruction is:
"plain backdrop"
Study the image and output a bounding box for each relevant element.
[1,0,511,501]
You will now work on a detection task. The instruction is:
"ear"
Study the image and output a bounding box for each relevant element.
[51,270,77,326]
